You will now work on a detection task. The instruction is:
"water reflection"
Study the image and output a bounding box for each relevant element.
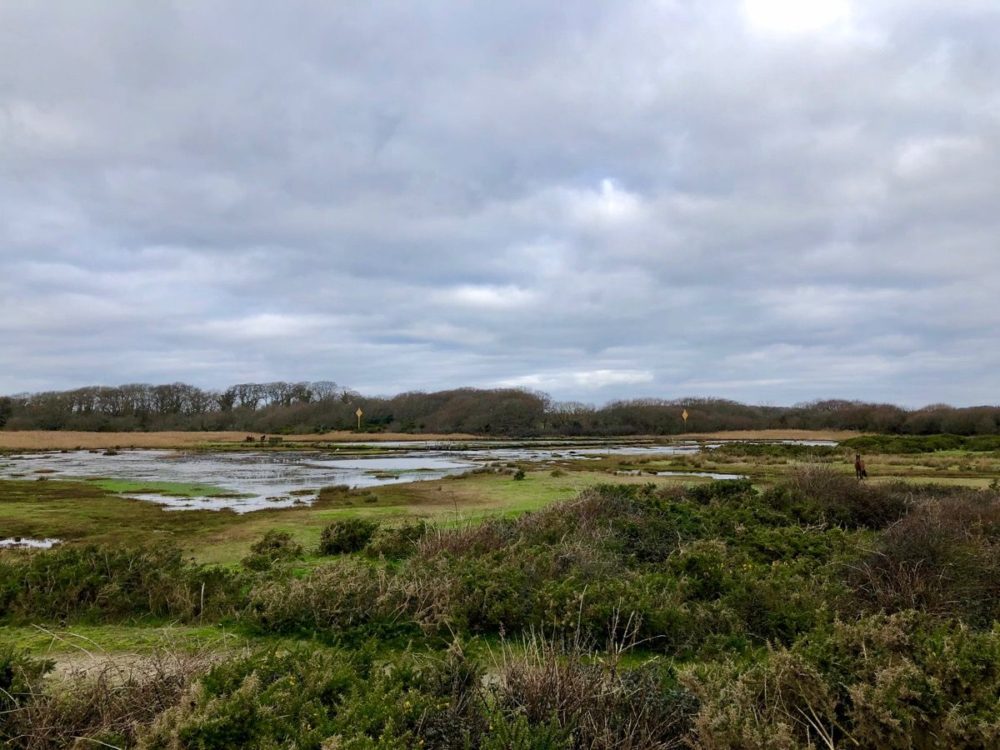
[0,440,826,513]
[0,537,60,549]
[0,450,477,513]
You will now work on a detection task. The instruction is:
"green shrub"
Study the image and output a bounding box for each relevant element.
[684,612,1000,749]
[241,530,303,570]
[245,559,416,637]
[842,434,1000,454]
[849,494,1000,624]
[687,478,756,505]
[143,646,485,749]
[365,520,427,559]
[141,647,356,748]
[0,544,244,622]
[773,467,910,529]
[0,646,52,739]
[319,518,380,555]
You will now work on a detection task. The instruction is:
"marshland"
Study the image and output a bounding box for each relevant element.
[3,429,1000,748]
[6,0,1000,745]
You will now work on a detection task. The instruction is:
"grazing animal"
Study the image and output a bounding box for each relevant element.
[854,453,868,480]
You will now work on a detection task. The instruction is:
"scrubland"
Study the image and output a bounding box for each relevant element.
[2,442,1000,748]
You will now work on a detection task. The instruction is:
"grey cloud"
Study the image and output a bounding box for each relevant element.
[1,0,998,405]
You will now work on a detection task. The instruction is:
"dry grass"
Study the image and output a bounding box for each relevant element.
[6,649,217,749]
[848,492,1000,622]
[680,429,860,441]
[489,620,696,749]
[0,428,860,451]
[0,430,481,450]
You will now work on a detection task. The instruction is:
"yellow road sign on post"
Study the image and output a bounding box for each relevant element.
[355,408,363,431]
[682,409,689,429]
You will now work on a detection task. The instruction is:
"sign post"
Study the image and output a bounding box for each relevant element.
[681,409,689,431]
[355,407,363,431]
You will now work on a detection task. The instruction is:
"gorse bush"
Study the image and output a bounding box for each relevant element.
[0,544,244,622]
[0,646,52,744]
[843,433,1000,454]
[142,647,359,748]
[849,491,1000,624]
[241,529,303,570]
[687,478,756,505]
[764,467,911,529]
[3,651,211,750]
[685,612,1000,749]
[391,481,851,651]
[319,518,380,554]
[6,475,1000,745]
[245,559,410,637]
[140,638,698,750]
[364,520,427,559]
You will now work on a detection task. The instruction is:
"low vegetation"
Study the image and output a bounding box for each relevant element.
[843,433,1000,453]
[319,518,380,555]
[3,467,1000,747]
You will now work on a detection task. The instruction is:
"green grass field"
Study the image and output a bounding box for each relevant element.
[0,469,698,565]
[85,478,252,497]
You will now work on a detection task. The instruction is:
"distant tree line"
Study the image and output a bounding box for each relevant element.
[0,383,998,436]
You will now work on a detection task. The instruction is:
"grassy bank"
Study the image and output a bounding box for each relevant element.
[0,470,695,565]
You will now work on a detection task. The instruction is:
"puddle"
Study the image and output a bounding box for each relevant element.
[613,469,746,480]
[655,470,746,480]
[0,537,61,549]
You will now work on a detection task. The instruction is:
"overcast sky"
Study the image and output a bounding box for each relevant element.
[1,1,998,406]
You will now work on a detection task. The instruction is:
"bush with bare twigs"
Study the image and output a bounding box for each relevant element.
[766,467,912,529]
[489,621,697,750]
[848,491,1000,624]
[2,649,213,750]
[241,529,303,571]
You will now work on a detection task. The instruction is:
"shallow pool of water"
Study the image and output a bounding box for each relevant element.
[0,443,711,513]
[0,537,61,549]
[0,439,824,512]
[0,450,478,513]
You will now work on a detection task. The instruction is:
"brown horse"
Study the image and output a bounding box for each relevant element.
[854,453,868,480]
